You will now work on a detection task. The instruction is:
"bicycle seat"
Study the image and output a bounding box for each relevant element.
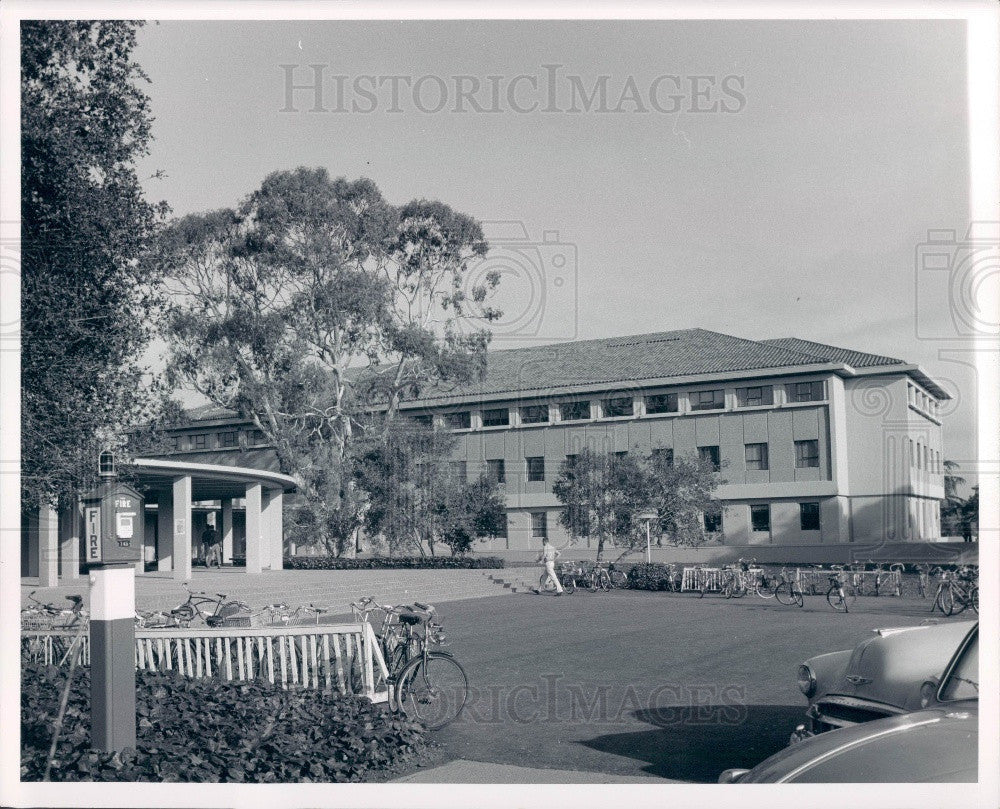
[66,595,83,606]
[215,593,228,599]
[412,601,435,613]
[398,612,424,625]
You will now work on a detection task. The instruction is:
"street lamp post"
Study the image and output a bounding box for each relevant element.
[637,510,658,564]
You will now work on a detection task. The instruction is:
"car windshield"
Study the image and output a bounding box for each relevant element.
[939,631,978,702]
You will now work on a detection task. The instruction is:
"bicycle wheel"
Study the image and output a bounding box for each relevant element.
[827,586,849,612]
[598,571,611,592]
[775,582,797,606]
[971,586,979,615]
[755,578,777,599]
[609,570,628,589]
[539,572,556,593]
[949,587,968,616]
[562,576,576,594]
[395,653,469,730]
[937,586,956,616]
[172,604,196,626]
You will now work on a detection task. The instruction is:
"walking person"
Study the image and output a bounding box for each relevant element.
[536,537,564,596]
[202,522,222,568]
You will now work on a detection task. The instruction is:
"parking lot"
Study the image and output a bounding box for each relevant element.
[406,589,972,782]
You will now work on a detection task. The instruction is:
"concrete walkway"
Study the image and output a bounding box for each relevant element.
[21,567,514,613]
[392,759,680,783]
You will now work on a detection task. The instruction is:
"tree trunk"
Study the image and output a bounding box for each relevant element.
[595,536,605,562]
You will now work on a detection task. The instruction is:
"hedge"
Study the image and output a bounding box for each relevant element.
[625,562,682,591]
[21,662,425,782]
[234,555,505,570]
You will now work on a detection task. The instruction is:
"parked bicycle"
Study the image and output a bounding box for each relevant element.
[22,591,87,630]
[934,566,978,616]
[825,565,857,612]
[166,583,251,627]
[540,561,579,594]
[772,567,805,608]
[351,596,468,729]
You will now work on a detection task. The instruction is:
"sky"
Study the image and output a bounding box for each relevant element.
[133,19,978,484]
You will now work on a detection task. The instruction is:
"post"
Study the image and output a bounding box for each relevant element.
[172,475,192,582]
[221,498,234,565]
[89,563,136,751]
[646,520,651,564]
[38,502,59,587]
[245,483,263,574]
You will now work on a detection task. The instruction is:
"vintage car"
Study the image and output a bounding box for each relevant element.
[792,618,976,739]
[720,623,978,783]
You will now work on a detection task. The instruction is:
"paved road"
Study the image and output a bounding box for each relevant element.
[415,590,971,783]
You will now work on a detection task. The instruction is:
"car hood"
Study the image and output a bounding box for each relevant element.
[809,620,976,711]
[739,702,978,783]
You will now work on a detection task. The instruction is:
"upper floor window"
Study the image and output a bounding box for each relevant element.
[698,445,721,471]
[787,381,825,403]
[744,443,769,471]
[602,396,634,418]
[219,431,238,448]
[520,405,549,425]
[691,389,725,411]
[192,434,208,449]
[795,439,820,468]
[486,459,506,484]
[249,429,267,445]
[445,411,471,430]
[736,385,774,407]
[409,413,433,428]
[645,393,678,414]
[526,456,545,482]
[169,435,181,451]
[560,401,590,422]
[482,407,509,428]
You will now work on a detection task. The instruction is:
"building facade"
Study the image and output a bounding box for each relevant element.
[143,328,949,556]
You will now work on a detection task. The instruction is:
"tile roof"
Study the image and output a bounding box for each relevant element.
[759,338,905,368]
[403,328,840,403]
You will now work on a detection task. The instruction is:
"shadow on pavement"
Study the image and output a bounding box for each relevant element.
[579,704,804,783]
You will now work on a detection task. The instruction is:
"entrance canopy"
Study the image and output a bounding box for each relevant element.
[131,458,296,501]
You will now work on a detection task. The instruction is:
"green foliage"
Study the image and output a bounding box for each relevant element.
[21,20,168,508]
[279,555,505,570]
[21,663,425,782]
[353,420,506,556]
[625,563,681,591]
[552,448,722,560]
[154,168,499,554]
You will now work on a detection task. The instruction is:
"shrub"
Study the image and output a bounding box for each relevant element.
[278,555,505,570]
[21,663,425,782]
[626,563,680,591]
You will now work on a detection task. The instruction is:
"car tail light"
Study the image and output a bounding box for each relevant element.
[797,664,816,697]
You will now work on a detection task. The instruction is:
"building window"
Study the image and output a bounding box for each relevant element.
[449,461,467,482]
[916,442,922,469]
[169,435,181,451]
[698,445,720,470]
[704,511,722,533]
[744,443,769,471]
[602,396,634,418]
[482,407,509,427]
[560,401,590,421]
[786,381,825,403]
[219,431,238,448]
[486,459,506,484]
[445,411,471,430]
[192,434,208,449]
[526,456,545,482]
[923,445,930,471]
[409,413,433,427]
[645,393,678,414]
[800,502,821,531]
[530,512,548,539]
[651,447,674,467]
[691,389,725,411]
[520,404,549,424]
[750,504,771,533]
[613,451,628,460]
[795,440,820,468]
[736,385,774,407]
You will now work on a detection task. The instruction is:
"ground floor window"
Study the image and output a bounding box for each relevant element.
[750,504,771,532]
[703,511,722,532]
[800,502,820,531]
[530,512,548,540]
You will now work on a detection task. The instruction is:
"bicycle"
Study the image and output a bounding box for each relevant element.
[772,567,805,608]
[937,566,978,616]
[351,597,468,729]
[22,591,87,630]
[539,561,578,594]
[915,564,932,599]
[825,565,857,612]
[168,583,251,627]
[720,565,747,599]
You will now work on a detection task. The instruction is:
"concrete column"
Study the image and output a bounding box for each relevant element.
[59,501,80,580]
[39,503,60,587]
[264,489,284,570]
[245,483,263,574]
[221,498,234,564]
[25,511,40,577]
[172,476,193,582]
[156,497,173,572]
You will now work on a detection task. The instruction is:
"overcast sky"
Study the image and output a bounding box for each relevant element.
[134,19,977,483]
